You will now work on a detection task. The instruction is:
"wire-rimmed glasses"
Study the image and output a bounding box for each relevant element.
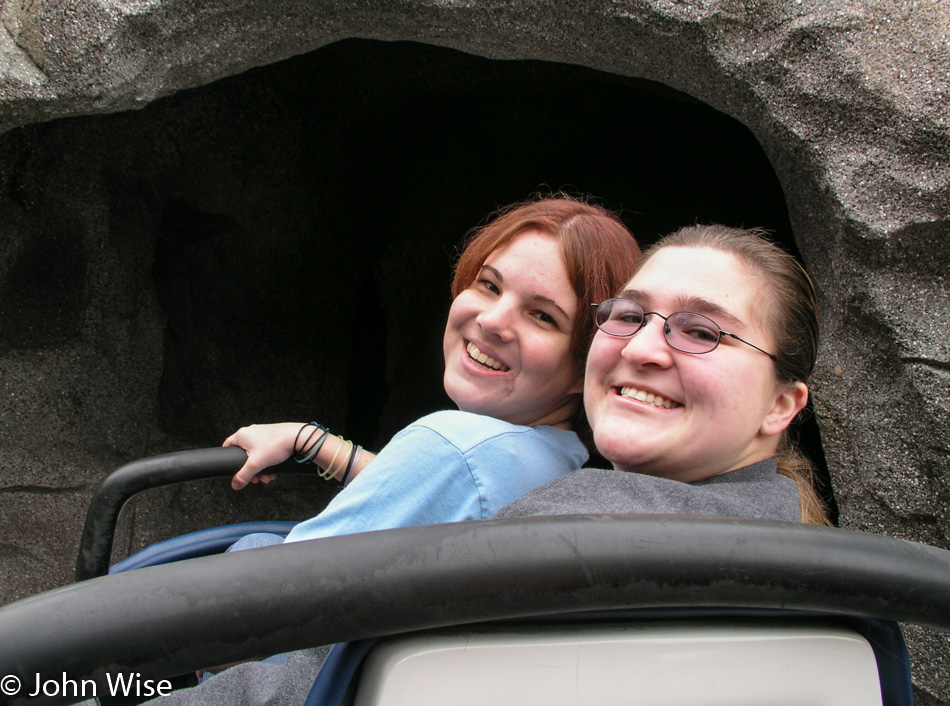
[591,298,777,361]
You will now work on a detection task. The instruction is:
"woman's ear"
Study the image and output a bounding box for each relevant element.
[760,381,809,437]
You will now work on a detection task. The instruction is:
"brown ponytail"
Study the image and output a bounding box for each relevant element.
[776,440,832,526]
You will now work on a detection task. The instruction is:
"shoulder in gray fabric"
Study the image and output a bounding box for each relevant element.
[494,459,800,523]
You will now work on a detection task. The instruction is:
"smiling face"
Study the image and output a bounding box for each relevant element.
[442,228,584,428]
[584,245,807,481]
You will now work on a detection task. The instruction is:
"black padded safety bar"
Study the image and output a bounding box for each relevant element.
[74,447,313,582]
[5,515,950,705]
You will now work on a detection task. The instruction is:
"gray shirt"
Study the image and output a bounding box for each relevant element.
[495,459,801,522]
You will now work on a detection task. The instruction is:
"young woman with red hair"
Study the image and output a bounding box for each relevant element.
[224,194,641,545]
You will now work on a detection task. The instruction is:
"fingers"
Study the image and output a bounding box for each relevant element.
[232,467,277,490]
[224,423,299,490]
[231,462,262,491]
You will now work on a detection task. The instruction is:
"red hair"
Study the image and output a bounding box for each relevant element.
[452,194,641,368]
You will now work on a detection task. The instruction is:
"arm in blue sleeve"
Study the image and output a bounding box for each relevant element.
[283,424,481,543]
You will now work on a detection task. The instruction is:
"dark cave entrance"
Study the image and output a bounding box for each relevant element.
[131,38,836,520]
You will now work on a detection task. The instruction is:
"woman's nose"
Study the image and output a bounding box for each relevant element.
[620,317,674,367]
[477,299,516,339]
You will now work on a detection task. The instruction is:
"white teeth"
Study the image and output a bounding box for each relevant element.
[620,386,677,409]
[467,343,509,371]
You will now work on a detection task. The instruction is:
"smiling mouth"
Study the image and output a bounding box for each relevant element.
[466,342,510,372]
[619,386,680,409]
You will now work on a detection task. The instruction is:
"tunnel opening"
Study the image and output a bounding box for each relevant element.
[0,36,837,530]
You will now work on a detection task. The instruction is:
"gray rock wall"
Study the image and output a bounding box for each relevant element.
[0,1,947,702]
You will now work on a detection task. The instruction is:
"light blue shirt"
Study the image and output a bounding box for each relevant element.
[283,411,588,543]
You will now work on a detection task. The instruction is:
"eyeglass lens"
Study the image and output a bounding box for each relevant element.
[595,299,722,354]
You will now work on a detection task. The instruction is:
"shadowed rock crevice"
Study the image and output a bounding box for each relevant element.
[0,485,89,495]
[0,216,87,350]
[0,542,39,561]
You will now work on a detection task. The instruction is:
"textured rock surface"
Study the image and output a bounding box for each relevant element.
[0,1,947,701]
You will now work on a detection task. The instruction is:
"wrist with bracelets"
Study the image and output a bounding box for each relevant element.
[293,421,362,484]
[294,422,329,464]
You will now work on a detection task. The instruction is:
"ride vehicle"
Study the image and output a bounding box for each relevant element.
[1,447,948,705]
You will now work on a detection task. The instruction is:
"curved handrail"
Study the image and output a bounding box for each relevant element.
[4,515,949,705]
[74,447,312,581]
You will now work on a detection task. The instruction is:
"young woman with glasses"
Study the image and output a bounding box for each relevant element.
[221,194,642,547]
[496,223,830,526]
